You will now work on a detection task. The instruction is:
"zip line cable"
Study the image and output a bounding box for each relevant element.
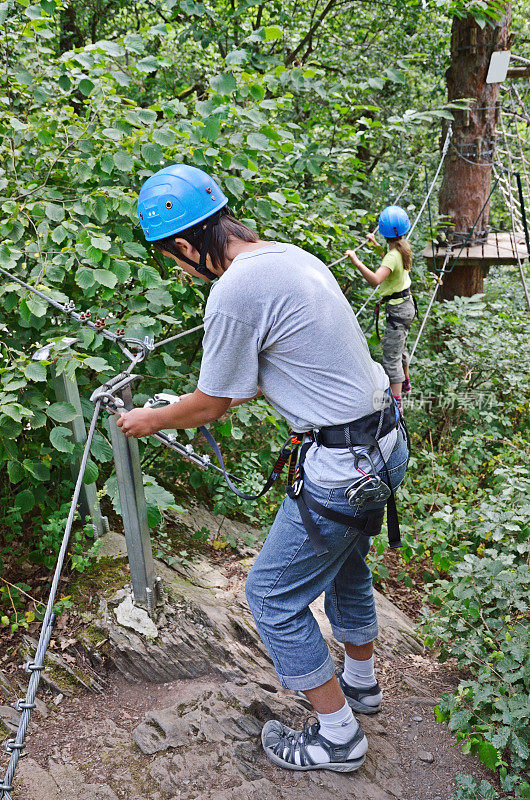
[407,126,452,239]
[151,323,205,350]
[506,172,530,313]
[0,263,203,367]
[408,252,449,365]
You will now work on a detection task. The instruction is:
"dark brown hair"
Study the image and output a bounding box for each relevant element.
[152,209,259,272]
[387,236,412,271]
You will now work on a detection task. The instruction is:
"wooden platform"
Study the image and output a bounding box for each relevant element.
[422,231,530,268]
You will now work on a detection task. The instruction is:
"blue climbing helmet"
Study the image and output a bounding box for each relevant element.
[378,205,411,239]
[137,164,229,280]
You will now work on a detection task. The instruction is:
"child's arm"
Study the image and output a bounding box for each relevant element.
[346,250,391,288]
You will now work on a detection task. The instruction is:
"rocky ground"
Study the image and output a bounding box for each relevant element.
[0,504,495,800]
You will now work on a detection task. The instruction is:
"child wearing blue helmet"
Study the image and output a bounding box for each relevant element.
[118,165,410,776]
[346,205,415,412]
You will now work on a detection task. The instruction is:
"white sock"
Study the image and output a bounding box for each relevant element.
[342,654,382,708]
[343,653,376,688]
[317,701,358,744]
[284,703,367,766]
[292,702,366,765]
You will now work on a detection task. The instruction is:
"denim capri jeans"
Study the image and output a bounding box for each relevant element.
[245,425,409,691]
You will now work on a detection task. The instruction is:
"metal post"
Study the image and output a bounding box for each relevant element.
[52,366,108,538]
[515,172,530,256]
[107,384,157,612]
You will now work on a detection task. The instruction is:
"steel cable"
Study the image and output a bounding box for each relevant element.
[0,400,102,800]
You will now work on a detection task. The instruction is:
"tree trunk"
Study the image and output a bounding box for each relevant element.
[58,4,84,54]
[438,5,512,301]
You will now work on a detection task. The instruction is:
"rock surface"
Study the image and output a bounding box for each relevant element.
[5,506,492,800]
[114,594,159,639]
[87,529,421,687]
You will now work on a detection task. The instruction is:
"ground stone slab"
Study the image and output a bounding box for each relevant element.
[130,679,404,800]
[0,704,21,734]
[17,758,120,800]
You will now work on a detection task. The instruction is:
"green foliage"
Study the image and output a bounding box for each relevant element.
[1,505,100,631]
[1,1,529,795]
[371,280,530,794]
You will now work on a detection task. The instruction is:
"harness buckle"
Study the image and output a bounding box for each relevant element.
[287,476,304,498]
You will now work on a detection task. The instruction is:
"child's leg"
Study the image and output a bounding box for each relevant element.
[382,300,415,402]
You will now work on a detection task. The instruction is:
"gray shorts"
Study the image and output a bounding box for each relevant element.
[382,296,416,384]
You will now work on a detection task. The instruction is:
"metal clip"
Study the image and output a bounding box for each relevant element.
[4,740,25,754]
[92,391,125,409]
[13,699,36,712]
[144,392,180,409]
[23,661,42,674]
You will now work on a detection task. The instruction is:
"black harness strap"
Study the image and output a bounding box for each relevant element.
[196,399,407,559]
[200,427,302,500]
[372,288,416,340]
[286,398,407,556]
[300,488,384,533]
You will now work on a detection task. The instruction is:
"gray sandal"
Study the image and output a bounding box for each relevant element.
[261,718,367,772]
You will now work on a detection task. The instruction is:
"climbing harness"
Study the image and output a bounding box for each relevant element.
[364,288,417,339]
[285,394,408,556]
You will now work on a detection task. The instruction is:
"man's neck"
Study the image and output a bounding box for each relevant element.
[224,238,269,265]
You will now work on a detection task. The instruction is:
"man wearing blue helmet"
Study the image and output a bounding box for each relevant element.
[346,205,416,412]
[117,165,410,775]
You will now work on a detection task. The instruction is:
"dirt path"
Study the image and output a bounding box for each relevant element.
[14,653,493,800]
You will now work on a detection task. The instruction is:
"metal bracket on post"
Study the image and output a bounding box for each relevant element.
[33,339,108,538]
[101,376,161,615]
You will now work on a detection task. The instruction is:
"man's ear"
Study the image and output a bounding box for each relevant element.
[171,237,199,262]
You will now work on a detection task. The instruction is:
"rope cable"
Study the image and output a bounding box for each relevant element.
[408,251,450,365]
[503,163,530,313]
[151,323,204,350]
[409,166,506,362]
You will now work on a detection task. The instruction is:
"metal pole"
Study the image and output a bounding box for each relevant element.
[515,172,530,256]
[52,366,107,537]
[107,385,157,612]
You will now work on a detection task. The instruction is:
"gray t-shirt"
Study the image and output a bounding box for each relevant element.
[197,243,396,488]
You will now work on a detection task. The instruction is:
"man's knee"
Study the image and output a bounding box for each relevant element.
[244,567,262,618]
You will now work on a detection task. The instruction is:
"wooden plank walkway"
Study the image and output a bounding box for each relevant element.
[422,230,529,267]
